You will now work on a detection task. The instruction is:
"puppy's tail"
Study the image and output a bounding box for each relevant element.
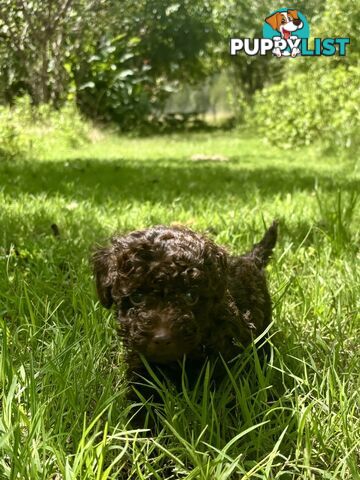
[250,220,278,268]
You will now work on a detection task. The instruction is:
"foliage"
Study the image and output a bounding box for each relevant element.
[0,131,359,478]
[74,0,218,127]
[0,113,25,160]
[0,96,91,160]
[0,0,108,106]
[247,0,360,149]
[214,0,327,118]
[313,0,360,66]
[0,0,355,130]
[0,0,218,127]
[251,65,360,150]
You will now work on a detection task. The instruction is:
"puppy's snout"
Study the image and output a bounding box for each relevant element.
[152,329,173,345]
[293,18,301,26]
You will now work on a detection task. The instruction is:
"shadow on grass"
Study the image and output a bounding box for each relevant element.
[2,157,359,204]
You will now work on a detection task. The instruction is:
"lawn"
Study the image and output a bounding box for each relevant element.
[0,131,359,479]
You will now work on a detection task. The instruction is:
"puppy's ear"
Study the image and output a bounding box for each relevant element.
[265,12,282,31]
[92,246,116,308]
[287,9,298,19]
[248,220,278,268]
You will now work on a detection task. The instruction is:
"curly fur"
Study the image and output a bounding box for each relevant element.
[93,222,278,376]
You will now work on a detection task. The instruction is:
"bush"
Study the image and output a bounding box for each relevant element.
[251,66,360,150]
[0,113,27,160]
[0,97,91,160]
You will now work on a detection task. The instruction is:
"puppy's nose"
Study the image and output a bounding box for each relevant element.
[153,330,172,345]
[293,18,301,26]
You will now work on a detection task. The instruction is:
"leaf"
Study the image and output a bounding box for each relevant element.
[111,33,127,43]
[166,4,181,16]
[119,53,135,63]
[116,70,134,79]
[128,37,141,46]
[79,82,95,90]
[88,55,101,62]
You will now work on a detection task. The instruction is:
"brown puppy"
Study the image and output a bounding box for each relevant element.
[93,222,278,382]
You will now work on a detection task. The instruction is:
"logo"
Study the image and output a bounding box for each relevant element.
[230,8,350,58]
[263,9,309,57]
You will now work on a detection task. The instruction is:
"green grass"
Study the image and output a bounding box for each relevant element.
[0,130,359,479]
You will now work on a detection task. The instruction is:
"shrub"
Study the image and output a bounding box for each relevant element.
[0,97,91,160]
[0,112,27,160]
[251,65,360,150]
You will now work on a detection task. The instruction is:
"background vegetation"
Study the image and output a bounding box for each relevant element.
[0,0,359,478]
[0,0,358,140]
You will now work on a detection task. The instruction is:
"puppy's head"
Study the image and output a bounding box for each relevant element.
[93,226,228,363]
[265,10,303,39]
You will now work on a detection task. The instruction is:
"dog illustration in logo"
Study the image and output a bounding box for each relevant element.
[265,10,303,57]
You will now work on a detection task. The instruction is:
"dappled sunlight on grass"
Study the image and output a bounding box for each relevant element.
[0,132,359,478]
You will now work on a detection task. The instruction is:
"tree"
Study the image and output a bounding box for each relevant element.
[211,0,327,116]
[0,0,109,105]
[0,0,218,128]
[73,0,218,125]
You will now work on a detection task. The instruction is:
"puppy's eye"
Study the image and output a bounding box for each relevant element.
[281,18,286,23]
[129,292,145,306]
[183,292,198,305]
